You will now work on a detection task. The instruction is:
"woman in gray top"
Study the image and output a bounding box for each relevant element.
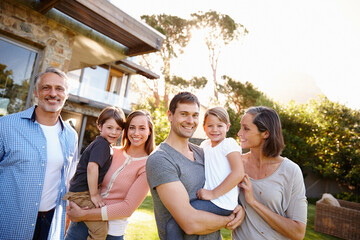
[233,106,307,240]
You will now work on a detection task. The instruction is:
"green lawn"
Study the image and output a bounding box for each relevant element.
[125,194,341,239]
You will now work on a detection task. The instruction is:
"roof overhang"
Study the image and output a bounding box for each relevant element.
[69,35,126,71]
[115,59,160,79]
[36,0,164,56]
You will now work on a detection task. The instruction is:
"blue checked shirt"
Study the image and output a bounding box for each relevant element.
[0,106,78,240]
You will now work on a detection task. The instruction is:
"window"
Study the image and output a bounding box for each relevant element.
[107,67,123,94]
[0,36,38,116]
[67,65,128,107]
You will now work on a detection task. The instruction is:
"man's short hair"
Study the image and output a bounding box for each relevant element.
[34,67,69,91]
[169,92,200,114]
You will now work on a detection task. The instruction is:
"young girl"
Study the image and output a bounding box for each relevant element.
[65,110,155,240]
[166,106,245,239]
[64,106,125,240]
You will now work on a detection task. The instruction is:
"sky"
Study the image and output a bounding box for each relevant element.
[111,0,360,110]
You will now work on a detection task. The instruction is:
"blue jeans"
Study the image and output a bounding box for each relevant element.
[65,221,124,240]
[166,199,233,240]
[32,208,55,240]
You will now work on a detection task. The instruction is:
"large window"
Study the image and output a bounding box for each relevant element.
[67,65,128,108]
[0,36,38,116]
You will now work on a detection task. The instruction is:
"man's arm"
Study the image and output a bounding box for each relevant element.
[157,181,235,235]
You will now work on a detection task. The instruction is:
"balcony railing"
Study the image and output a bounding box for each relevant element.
[68,78,133,110]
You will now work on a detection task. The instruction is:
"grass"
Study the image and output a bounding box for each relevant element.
[125,194,341,239]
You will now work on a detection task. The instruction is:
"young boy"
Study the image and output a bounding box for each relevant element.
[64,106,125,240]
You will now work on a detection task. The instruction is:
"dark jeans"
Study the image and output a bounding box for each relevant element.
[32,208,55,240]
[166,199,233,240]
[65,221,124,240]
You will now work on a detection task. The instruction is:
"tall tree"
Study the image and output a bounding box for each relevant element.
[191,11,248,100]
[140,14,193,107]
[218,75,263,114]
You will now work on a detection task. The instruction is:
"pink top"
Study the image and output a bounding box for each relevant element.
[100,147,149,220]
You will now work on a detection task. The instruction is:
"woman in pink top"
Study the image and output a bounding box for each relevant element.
[65,110,155,240]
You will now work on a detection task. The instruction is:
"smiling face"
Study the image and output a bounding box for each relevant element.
[127,115,151,149]
[35,72,69,114]
[203,114,230,147]
[168,102,199,139]
[98,118,123,144]
[237,113,267,149]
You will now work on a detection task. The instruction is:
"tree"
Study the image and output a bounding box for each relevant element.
[191,11,248,100]
[218,75,272,143]
[218,75,264,114]
[140,14,193,107]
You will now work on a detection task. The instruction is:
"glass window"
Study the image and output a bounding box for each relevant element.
[108,67,123,94]
[81,115,98,154]
[82,65,109,91]
[0,37,38,116]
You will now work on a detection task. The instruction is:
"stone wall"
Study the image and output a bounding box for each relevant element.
[0,0,75,72]
[63,101,102,118]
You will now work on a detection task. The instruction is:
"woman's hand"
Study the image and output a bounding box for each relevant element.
[196,188,215,200]
[66,201,87,222]
[239,174,256,207]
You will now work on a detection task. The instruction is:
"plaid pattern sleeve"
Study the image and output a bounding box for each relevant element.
[0,106,78,240]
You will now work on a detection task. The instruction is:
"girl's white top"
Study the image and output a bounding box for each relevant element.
[201,138,242,210]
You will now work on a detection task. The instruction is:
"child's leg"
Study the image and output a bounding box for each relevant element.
[190,199,233,216]
[166,200,233,240]
[64,192,108,240]
[84,221,108,240]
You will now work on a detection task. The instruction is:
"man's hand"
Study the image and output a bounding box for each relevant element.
[91,193,105,208]
[196,188,215,200]
[225,205,245,230]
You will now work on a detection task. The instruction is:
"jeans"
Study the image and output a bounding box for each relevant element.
[32,208,55,240]
[65,221,124,240]
[166,199,233,240]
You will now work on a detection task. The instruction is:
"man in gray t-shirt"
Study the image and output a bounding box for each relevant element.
[146,92,244,240]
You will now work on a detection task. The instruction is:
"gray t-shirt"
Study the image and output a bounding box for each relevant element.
[232,158,307,240]
[146,142,222,240]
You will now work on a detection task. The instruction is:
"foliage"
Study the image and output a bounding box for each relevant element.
[336,192,360,203]
[276,102,318,170]
[219,74,360,191]
[307,97,360,189]
[169,75,208,93]
[190,11,248,99]
[141,14,193,106]
[219,75,265,114]
[226,106,241,141]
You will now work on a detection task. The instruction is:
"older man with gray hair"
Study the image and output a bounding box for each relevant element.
[0,67,78,240]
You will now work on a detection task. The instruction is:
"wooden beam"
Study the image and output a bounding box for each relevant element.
[37,0,63,14]
[116,59,160,79]
[54,0,164,56]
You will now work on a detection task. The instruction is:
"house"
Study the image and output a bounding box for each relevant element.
[0,0,164,152]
